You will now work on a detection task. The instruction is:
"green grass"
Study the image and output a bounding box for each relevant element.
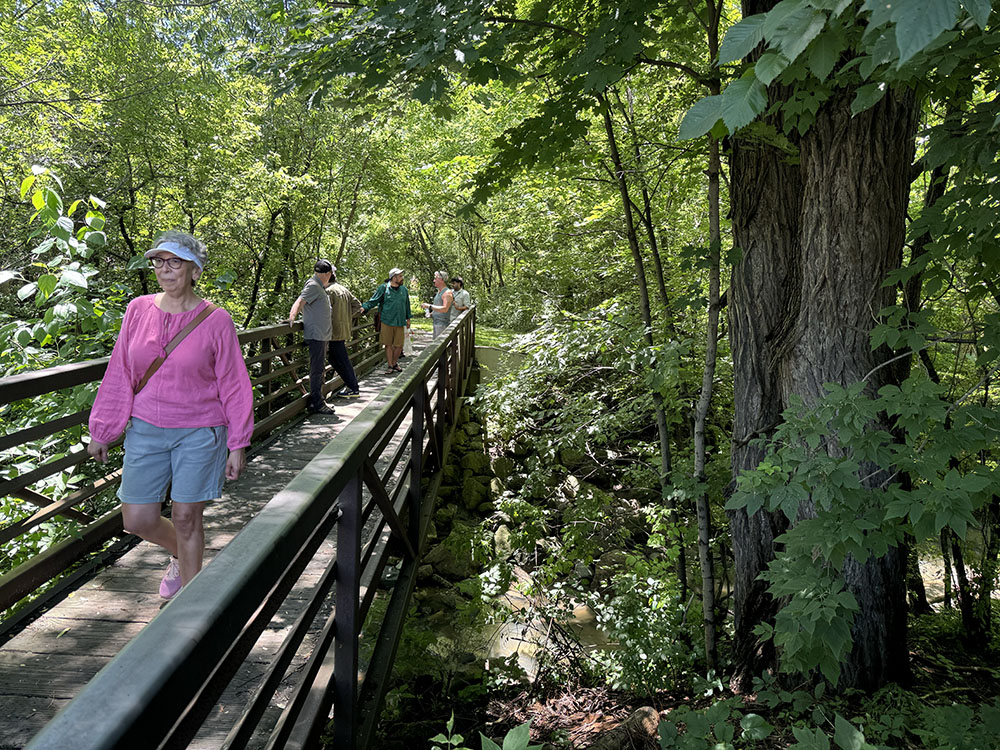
[475,326,517,348]
[408,314,516,348]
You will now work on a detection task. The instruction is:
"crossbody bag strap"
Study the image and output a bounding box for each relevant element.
[134,302,219,395]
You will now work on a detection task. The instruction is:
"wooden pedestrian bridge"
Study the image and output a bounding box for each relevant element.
[0,309,479,750]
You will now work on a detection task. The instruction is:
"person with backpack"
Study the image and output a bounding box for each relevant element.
[326,267,364,397]
[87,231,253,600]
[362,267,411,373]
[287,259,336,415]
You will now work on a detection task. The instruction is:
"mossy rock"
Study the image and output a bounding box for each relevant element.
[558,447,588,468]
[460,452,491,473]
[422,522,477,580]
[461,477,490,509]
[493,525,513,557]
[511,439,532,458]
[491,456,516,479]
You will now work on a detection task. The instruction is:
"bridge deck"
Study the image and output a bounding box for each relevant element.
[0,332,434,749]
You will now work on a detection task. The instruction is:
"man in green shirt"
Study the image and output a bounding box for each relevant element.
[362,267,412,373]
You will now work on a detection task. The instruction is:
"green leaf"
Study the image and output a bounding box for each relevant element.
[59,269,88,289]
[0,270,17,286]
[126,254,149,271]
[52,216,74,241]
[963,0,992,28]
[833,714,873,750]
[718,15,766,64]
[755,51,790,85]
[37,273,58,298]
[764,2,827,64]
[679,95,724,140]
[85,211,105,231]
[721,75,767,132]
[808,32,841,81]
[851,83,886,115]
[20,175,36,201]
[84,231,107,247]
[741,713,774,741]
[895,0,959,66]
[812,0,852,14]
[501,721,532,750]
[480,735,502,750]
[791,726,831,750]
[43,187,63,215]
[17,282,38,301]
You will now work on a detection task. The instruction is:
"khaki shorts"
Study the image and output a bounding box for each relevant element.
[380,324,405,347]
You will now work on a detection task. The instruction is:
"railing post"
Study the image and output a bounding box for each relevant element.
[261,336,273,418]
[410,385,424,555]
[333,475,361,749]
[435,351,447,453]
[449,335,459,419]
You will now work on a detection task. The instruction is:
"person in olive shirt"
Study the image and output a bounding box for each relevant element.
[450,276,471,322]
[288,259,335,414]
[362,267,411,373]
[327,268,364,397]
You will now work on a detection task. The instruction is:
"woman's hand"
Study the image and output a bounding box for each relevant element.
[226,448,247,481]
[87,439,109,464]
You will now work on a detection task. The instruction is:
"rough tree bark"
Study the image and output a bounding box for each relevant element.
[728,4,919,687]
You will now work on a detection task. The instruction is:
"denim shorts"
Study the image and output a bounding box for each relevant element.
[118,418,229,504]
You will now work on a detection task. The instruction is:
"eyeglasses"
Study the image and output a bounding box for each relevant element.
[149,256,189,269]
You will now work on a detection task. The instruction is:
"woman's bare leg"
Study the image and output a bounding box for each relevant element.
[121,503,178,557]
[171,501,207,585]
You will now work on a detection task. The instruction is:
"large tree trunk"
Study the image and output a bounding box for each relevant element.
[727,77,801,689]
[728,73,918,688]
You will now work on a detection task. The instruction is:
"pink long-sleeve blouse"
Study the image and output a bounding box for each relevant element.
[89,295,254,451]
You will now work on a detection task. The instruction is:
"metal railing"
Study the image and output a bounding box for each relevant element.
[0,314,383,628]
[25,307,478,750]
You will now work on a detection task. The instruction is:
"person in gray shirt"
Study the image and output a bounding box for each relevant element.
[287,259,335,414]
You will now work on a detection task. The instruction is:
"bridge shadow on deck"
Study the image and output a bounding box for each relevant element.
[0,331,437,750]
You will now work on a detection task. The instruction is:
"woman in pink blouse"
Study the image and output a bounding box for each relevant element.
[87,231,253,599]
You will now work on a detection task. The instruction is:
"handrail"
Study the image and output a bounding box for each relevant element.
[25,307,477,750]
[0,314,382,624]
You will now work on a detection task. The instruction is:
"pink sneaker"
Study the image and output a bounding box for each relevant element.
[159,557,182,599]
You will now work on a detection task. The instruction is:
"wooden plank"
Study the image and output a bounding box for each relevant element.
[7,619,148,657]
[0,359,108,405]
[0,450,91,500]
[0,409,90,454]
[35,589,163,622]
[0,696,71,748]
[0,651,109,698]
[0,472,120,545]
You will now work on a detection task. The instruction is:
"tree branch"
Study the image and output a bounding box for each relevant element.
[484,15,585,40]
